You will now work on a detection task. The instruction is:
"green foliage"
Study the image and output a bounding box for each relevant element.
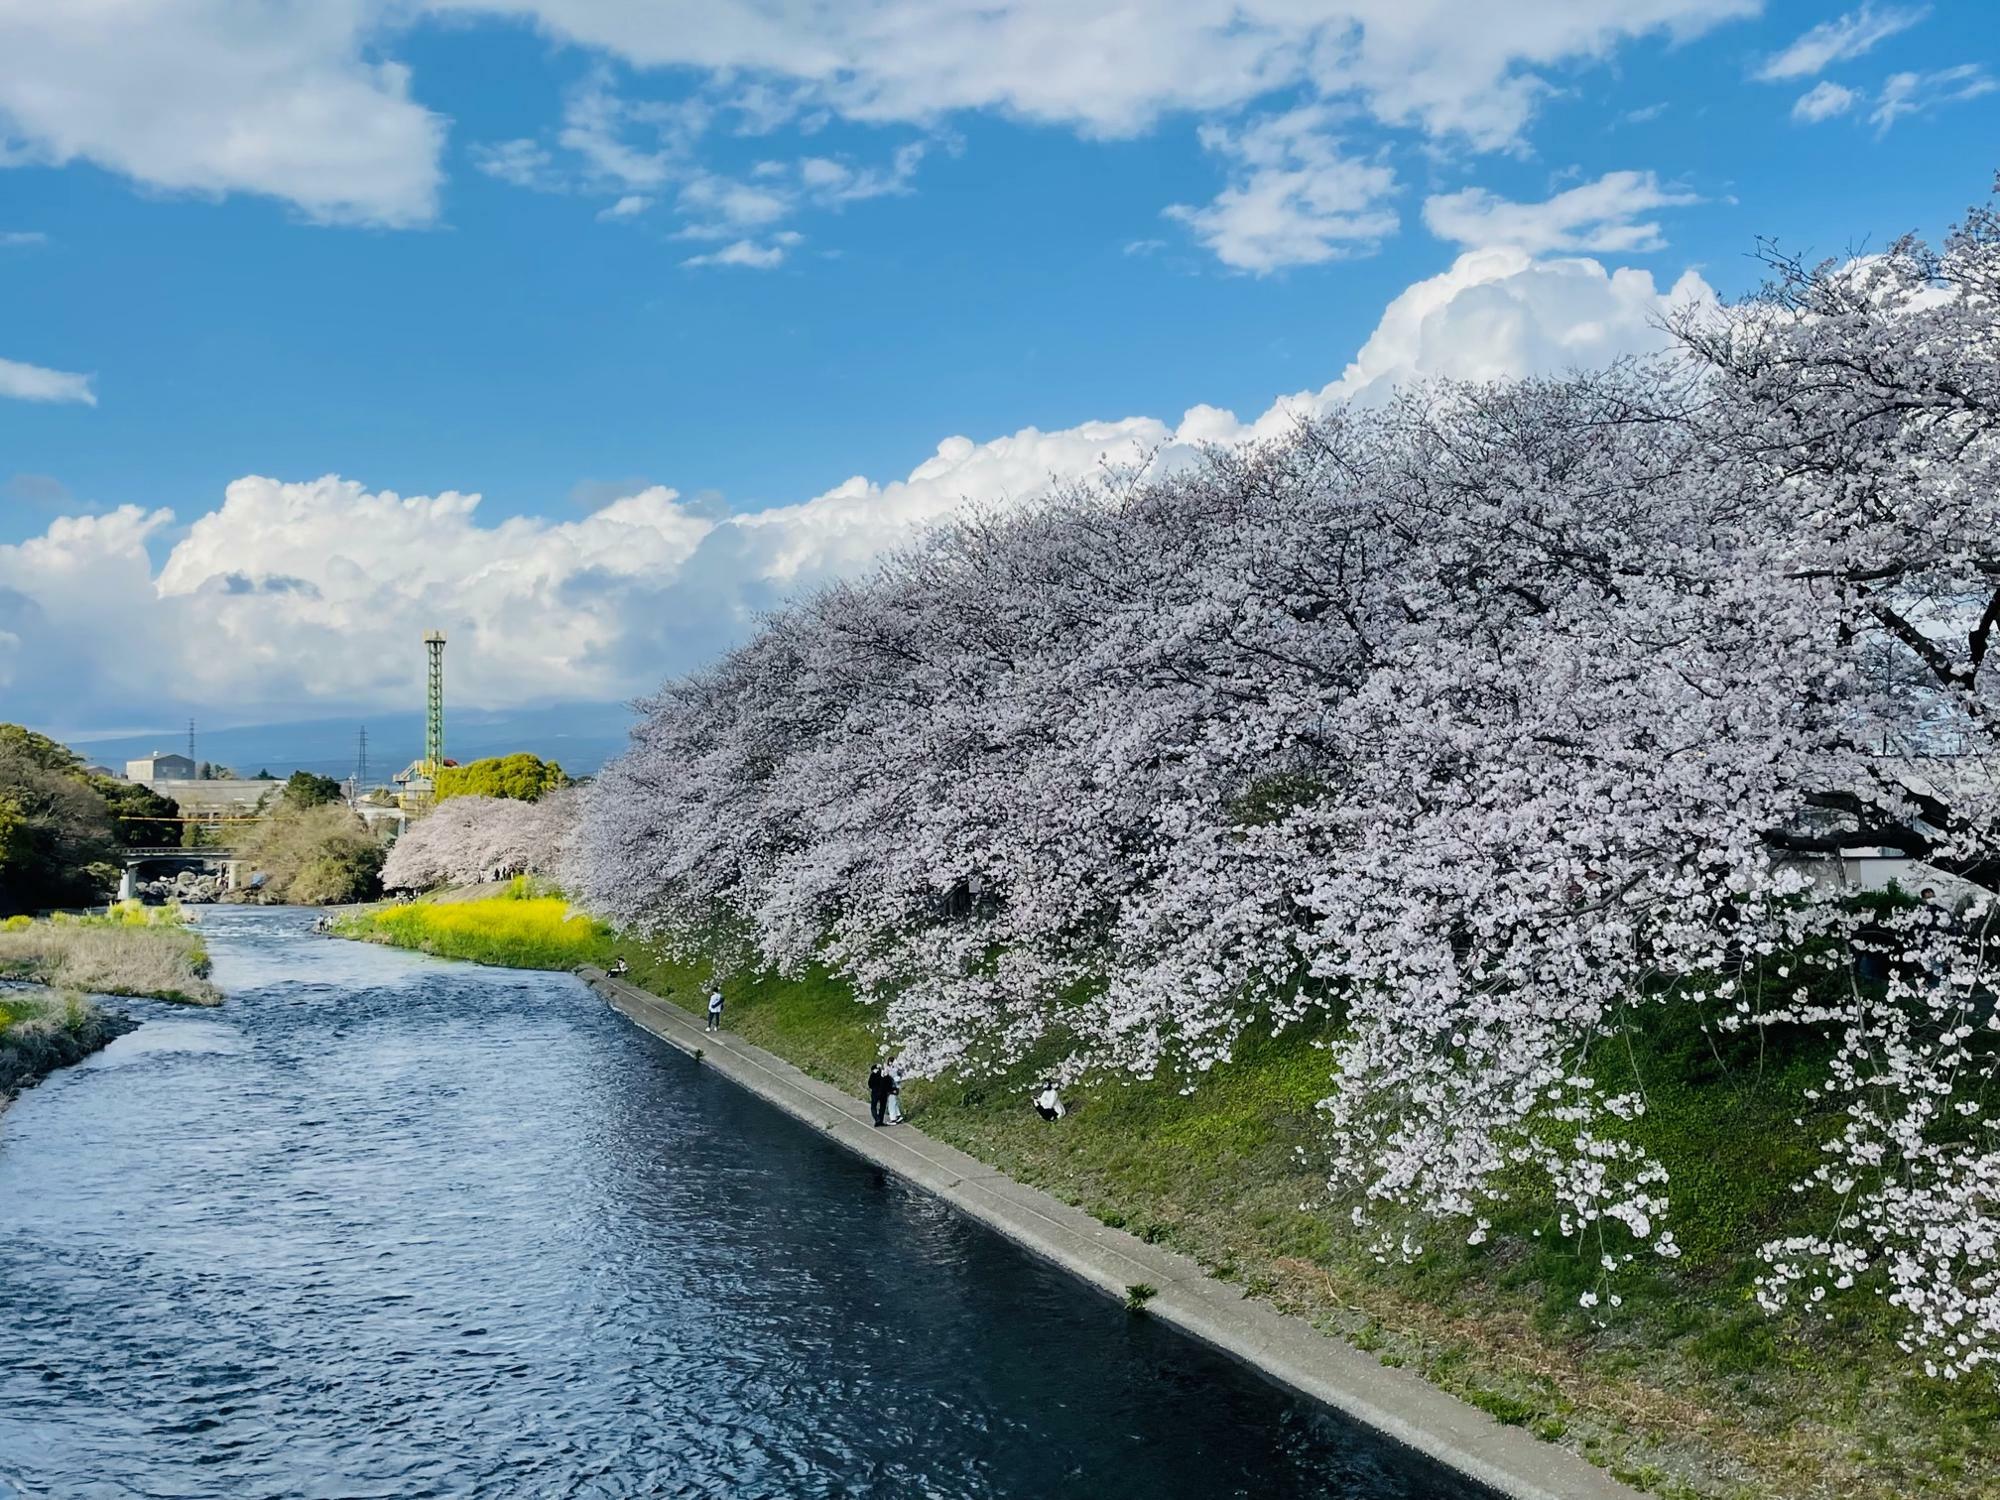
[1124,1283,1159,1311]
[92,776,181,847]
[0,724,118,913]
[282,770,344,808]
[0,724,85,776]
[434,752,570,804]
[232,802,384,905]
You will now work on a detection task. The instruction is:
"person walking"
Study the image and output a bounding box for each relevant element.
[868,1063,889,1126]
[884,1067,904,1125]
[706,986,724,1032]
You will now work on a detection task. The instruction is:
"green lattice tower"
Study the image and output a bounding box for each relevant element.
[424,631,446,778]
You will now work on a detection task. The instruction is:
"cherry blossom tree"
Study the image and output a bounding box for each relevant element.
[578,185,2000,1381]
[381,787,580,891]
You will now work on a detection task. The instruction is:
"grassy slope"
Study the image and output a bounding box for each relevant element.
[342,889,1998,1500]
[0,991,138,1103]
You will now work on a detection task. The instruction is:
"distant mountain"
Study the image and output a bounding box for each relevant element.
[69,702,638,783]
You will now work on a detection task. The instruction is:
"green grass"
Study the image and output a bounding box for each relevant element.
[337,893,2000,1499]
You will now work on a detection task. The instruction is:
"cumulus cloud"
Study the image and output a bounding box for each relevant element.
[0,353,94,405]
[1,243,1716,729]
[1423,170,1699,255]
[1792,81,1859,123]
[1755,4,1928,82]
[0,0,443,226]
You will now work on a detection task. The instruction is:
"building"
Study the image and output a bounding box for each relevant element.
[150,779,274,816]
[126,751,197,783]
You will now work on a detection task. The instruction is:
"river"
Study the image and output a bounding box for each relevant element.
[0,908,1489,1499]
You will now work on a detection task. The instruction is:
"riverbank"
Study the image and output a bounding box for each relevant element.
[338,888,1999,1500]
[0,905,220,1006]
[0,989,138,1111]
[583,965,1633,1500]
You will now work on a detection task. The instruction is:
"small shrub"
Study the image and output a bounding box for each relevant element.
[1124,1283,1159,1311]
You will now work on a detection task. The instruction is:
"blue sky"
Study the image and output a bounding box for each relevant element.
[3,1,1999,749]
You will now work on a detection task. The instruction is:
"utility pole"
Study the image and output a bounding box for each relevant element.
[357,724,369,791]
[187,717,196,764]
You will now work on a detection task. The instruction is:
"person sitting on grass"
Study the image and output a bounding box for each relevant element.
[608,957,629,976]
[1034,1084,1065,1122]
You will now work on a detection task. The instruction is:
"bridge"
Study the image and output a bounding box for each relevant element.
[117,847,248,901]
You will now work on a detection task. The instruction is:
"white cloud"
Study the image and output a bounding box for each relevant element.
[482,73,928,251]
[797,141,926,205]
[597,193,651,220]
[1792,81,1859,123]
[437,1,1754,268]
[473,139,563,190]
[1423,170,1699,255]
[1869,65,1997,134]
[0,2,1759,265]
[0,241,1716,728]
[1166,106,1398,273]
[0,230,45,247]
[0,0,443,226]
[1319,248,1714,404]
[0,353,94,405]
[433,2,1754,147]
[680,233,800,269]
[1755,4,1927,82]
[675,173,792,234]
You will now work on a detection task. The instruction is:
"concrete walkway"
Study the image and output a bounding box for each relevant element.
[580,967,1640,1500]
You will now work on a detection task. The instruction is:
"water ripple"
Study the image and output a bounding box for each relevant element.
[0,907,1486,1499]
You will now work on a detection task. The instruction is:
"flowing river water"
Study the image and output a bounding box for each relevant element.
[1,908,1490,1499]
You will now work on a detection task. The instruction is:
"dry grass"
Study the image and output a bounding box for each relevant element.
[0,906,219,1005]
[0,991,137,1102]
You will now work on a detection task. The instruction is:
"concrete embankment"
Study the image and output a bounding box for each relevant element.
[580,966,1641,1500]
